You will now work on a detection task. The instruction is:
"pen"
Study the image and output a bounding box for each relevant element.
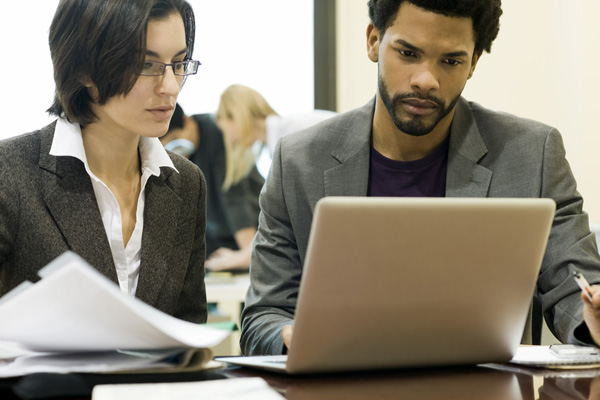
[573,271,594,303]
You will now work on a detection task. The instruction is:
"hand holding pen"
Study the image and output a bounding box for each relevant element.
[574,271,597,308]
[574,271,600,347]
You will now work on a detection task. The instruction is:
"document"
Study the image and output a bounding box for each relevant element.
[91,377,284,400]
[0,251,230,377]
[509,345,600,369]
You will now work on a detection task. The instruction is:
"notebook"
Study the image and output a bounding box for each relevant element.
[218,197,556,374]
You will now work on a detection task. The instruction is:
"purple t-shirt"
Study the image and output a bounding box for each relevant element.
[367,136,449,197]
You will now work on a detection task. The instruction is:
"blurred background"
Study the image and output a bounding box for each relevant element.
[2,0,600,224]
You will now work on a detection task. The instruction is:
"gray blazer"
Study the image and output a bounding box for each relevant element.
[0,122,207,323]
[241,97,600,355]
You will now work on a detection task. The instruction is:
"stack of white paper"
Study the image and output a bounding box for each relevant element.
[91,377,284,400]
[0,251,230,377]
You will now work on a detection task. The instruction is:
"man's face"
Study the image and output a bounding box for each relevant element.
[368,2,480,137]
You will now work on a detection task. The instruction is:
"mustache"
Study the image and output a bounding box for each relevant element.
[393,92,445,108]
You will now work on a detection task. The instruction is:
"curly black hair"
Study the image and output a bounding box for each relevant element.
[367,0,502,54]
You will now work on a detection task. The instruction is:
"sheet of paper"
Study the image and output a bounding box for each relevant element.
[91,377,284,400]
[0,251,229,352]
[0,341,38,360]
[0,348,224,378]
[510,346,600,369]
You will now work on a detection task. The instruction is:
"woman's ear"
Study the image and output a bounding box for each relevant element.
[80,76,99,101]
[79,75,93,88]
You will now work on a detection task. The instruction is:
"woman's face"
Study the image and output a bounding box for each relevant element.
[87,12,188,139]
[218,116,243,145]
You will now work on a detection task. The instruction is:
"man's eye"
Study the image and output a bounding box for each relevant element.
[399,50,416,58]
[444,59,462,66]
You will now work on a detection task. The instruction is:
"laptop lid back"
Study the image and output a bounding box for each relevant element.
[286,197,555,374]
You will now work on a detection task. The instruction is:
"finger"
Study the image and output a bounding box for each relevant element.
[282,325,294,349]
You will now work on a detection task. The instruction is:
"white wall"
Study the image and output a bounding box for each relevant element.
[335,0,377,113]
[0,2,58,136]
[179,0,314,116]
[0,1,314,138]
[335,0,600,223]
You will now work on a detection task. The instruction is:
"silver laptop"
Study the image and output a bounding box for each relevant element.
[218,197,556,374]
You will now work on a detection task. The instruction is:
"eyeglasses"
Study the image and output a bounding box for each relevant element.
[140,60,201,76]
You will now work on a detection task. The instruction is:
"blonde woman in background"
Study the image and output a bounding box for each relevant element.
[217,84,277,192]
[207,84,336,271]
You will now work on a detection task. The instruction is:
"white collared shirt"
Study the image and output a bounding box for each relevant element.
[49,118,177,296]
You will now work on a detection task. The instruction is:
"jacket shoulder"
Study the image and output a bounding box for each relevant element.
[164,152,205,193]
[468,101,555,136]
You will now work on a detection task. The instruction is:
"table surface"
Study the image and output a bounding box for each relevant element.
[204,273,249,304]
[222,363,600,400]
[3,363,600,399]
[2,272,592,399]
[204,273,249,356]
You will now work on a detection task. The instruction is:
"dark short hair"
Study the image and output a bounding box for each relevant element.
[168,103,186,132]
[367,0,502,55]
[47,0,195,126]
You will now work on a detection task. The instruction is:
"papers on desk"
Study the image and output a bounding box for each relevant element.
[509,345,600,369]
[92,377,284,400]
[0,251,230,377]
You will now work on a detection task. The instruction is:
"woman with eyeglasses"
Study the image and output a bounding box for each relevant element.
[0,0,207,323]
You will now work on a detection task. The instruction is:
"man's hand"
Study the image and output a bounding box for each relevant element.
[282,325,294,349]
[582,285,600,346]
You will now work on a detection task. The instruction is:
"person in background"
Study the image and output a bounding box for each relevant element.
[216,84,337,183]
[165,85,336,272]
[240,0,600,355]
[0,0,207,323]
[160,104,263,272]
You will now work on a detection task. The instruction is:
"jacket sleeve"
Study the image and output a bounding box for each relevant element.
[536,127,600,344]
[240,141,302,355]
[0,145,18,270]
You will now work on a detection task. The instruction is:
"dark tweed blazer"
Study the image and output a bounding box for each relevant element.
[0,121,207,323]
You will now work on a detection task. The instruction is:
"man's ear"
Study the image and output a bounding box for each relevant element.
[467,52,481,80]
[367,23,380,63]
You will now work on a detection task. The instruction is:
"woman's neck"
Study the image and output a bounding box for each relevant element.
[81,123,141,182]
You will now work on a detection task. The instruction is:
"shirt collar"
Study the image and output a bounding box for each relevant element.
[49,117,178,176]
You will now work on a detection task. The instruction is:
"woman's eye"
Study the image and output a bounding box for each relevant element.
[142,61,155,72]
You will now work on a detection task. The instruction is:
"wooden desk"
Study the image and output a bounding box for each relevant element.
[222,364,600,399]
[4,364,600,399]
[205,273,250,356]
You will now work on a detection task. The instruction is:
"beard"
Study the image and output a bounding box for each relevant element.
[378,72,461,137]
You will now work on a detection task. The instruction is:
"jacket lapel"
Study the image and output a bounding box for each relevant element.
[324,100,374,197]
[446,98,492,198]
[323,98,493,198]
[135,171,181,307]
[38,124,117,282]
